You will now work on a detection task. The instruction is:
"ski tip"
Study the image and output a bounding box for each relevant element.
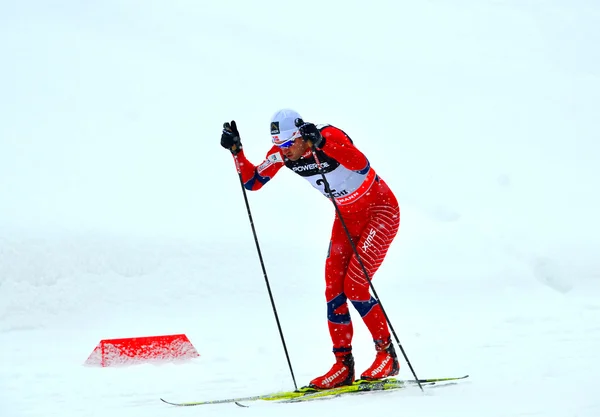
[235,401,249,408]
[160,398,189,407]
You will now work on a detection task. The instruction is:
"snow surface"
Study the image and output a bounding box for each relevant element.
[1,1,600,416]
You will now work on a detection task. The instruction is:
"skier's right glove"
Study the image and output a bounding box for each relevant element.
[221,121,243,155]
[294,118,324,148]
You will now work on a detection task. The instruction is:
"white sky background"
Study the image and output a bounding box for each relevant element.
[1,1,598,288]
[2,0,599,239]
[1,2,600,415]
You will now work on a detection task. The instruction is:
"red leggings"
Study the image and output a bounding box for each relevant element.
[324,178,400,353]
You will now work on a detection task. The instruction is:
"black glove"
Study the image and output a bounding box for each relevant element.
[221,121,243,155]
[294,118,325,148]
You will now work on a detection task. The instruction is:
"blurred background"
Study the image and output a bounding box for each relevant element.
[2,0,599,289]
[1,2,599,416]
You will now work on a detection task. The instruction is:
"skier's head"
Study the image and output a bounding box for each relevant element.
[270,108,303,148]
[270,108,308,161]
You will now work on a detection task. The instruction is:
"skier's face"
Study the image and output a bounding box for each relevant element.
[280,138,308,161]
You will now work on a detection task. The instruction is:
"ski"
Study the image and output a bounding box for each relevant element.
[160,375,469,407]
[281,374,468,404]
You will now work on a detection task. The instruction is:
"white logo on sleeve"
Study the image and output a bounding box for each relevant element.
[269,153,284,163]
[258,152,284,174]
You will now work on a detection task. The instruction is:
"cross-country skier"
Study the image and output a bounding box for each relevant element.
[220,109,401,389]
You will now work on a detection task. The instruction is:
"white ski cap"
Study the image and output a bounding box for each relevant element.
[270,108,302,143]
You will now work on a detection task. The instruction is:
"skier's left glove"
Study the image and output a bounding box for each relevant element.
[221,121,243,155]
[294,118,325,148]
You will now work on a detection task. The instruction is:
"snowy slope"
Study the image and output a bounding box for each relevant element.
[1,1,599,416]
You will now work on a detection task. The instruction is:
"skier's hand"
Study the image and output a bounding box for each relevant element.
[221,121,243,155]
[294,118,324,148]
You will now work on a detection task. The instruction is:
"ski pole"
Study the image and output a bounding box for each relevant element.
[231,152,298,391]
[309,145,424,392]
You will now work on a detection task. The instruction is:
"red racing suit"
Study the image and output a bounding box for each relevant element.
[233,124,400,353]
